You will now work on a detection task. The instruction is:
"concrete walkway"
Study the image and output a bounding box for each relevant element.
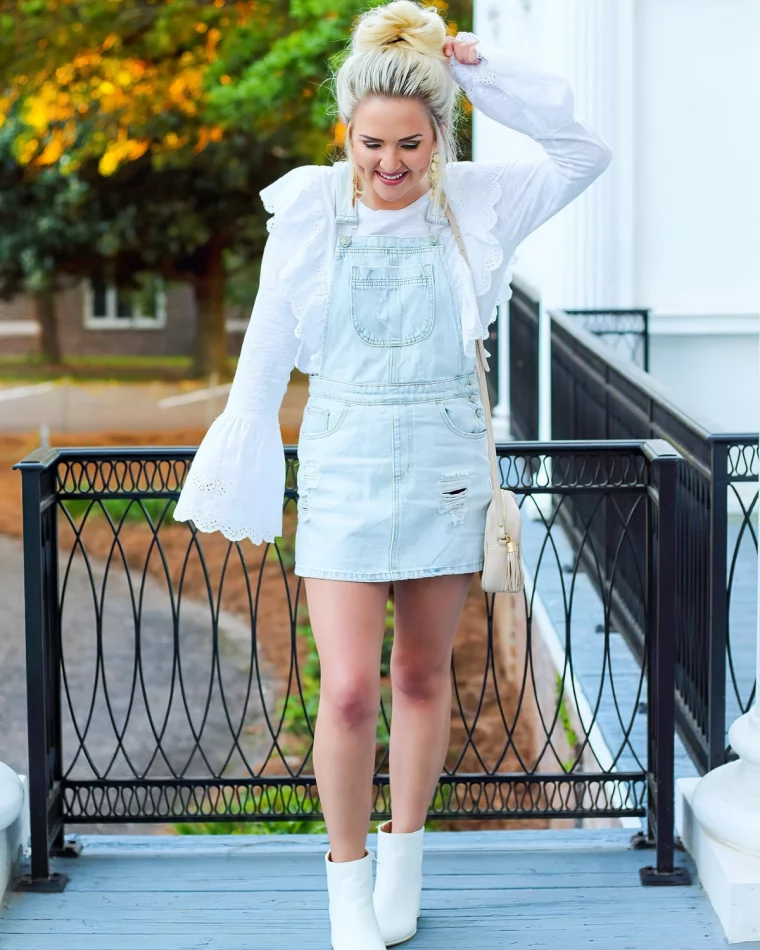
[0,534,276,834]
[0,376,309,435]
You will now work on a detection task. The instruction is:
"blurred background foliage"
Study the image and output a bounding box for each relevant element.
[0,0,473,376]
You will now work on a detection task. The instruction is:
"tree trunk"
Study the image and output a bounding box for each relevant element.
[33,288,61,365]
[192,236,230,379]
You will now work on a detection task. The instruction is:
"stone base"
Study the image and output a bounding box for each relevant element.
[677,777,760,943]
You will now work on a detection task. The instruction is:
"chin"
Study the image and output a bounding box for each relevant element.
[370,174,423,200]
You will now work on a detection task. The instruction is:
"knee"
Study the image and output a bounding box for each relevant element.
[391,655,449,704]
[321,675,379,729]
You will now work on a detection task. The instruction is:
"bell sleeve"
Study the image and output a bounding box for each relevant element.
[172,191,303,545]
[448,33,613,244]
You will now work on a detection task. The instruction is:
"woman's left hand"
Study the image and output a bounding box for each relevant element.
[443,32,482,65]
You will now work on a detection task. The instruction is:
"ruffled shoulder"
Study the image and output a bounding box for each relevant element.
[259,165,336,367]
[443,161,518,353]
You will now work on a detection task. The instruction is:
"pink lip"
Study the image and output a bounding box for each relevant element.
[375,170,409,187]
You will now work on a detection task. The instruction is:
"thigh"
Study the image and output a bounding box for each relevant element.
[304,577,391,690]
[392,572,475,674]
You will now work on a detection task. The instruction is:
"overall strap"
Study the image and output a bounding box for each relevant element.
[334,162,359,227]
[334,160,449,236]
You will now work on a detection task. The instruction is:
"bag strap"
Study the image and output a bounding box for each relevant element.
[441,195,504,511]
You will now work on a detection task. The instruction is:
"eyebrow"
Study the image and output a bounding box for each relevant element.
[358,133,424,143]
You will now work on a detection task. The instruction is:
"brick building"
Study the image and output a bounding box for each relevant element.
[0,276,246,359]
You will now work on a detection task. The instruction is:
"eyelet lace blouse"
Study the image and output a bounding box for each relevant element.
[173,34,613,545]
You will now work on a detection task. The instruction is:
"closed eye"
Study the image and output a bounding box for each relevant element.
[364,143,420,150]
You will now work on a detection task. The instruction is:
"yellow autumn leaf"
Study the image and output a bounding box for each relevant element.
[99,149,120,175]
[17,137,40,165]
[127,139,150,160]
[193,126,210,153]
[36,134,65,166]
[24,98,50,134]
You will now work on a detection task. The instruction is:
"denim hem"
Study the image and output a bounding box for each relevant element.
[293,560,485,582]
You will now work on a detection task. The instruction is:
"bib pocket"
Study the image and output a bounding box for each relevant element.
[350,262,435,346]
[437,395,487,439]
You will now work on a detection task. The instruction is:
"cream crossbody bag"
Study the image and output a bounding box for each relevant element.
[441,197,525,594]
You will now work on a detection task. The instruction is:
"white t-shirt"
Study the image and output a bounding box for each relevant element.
[354,192,432,236]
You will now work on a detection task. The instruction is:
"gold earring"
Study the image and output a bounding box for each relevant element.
[428,151,441,191]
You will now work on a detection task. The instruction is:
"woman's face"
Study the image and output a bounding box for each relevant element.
[350,96,438,210]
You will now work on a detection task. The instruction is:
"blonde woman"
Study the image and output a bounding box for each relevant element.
[174,1,611,946]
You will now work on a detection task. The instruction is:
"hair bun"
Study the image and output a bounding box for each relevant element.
[353,0,447,59]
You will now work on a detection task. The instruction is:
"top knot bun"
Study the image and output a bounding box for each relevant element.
[352,0,447,59]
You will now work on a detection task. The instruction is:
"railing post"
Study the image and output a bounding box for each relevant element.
[640,440,691,885]
[643,309,651,373]
[708,439,729,772]
[13,453,69,892]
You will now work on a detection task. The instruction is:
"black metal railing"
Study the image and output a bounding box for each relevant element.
[548,310,758,774]
[509,285,539,441]
[15,440,684,886]
[564,309,650,371]
[507,293,650,444]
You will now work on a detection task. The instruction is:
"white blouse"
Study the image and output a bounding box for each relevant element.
[173,37,613,545]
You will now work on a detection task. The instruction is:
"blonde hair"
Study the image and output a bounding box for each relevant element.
[330,0,463,209]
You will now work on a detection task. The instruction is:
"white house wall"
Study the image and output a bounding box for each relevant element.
[474,0,759,433]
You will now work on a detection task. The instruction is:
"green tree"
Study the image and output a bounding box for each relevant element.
[0,0,472,374]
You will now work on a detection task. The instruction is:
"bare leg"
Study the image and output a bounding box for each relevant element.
[388,572,474,832]
[305,577,390,862]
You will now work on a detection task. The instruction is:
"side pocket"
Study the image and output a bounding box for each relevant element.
[437,397,487,439]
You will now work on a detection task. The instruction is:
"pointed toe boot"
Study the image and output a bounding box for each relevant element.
[325,847,387,949]
[372,820,424,946]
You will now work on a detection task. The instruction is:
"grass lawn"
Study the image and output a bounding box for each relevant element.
[0,354,245,383]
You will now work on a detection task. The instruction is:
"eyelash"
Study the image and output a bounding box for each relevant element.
[364,143,420,150]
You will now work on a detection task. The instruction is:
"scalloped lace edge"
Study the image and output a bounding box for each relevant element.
[446,164,509,353]
[173,507,278,545]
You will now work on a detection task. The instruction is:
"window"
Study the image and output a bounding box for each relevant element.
[84,273,167,329]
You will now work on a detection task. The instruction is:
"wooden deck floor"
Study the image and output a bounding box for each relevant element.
[2,829,757,950]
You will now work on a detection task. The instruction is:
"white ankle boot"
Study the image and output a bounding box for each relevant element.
[325,847,387,949]
[372,820,424,946]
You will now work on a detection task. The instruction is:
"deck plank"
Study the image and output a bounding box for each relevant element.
[1,831,757,950]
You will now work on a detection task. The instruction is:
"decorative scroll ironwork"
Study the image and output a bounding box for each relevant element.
[564,309,650,371]
[15,440,680,882]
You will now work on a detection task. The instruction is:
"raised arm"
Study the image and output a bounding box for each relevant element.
[448,32,612,244]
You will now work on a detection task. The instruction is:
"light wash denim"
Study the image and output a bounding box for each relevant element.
[294,168,491,582]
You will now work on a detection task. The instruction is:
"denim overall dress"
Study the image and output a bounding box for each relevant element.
[293,164,492,582]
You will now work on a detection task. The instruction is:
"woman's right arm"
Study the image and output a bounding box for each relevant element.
[173,228,299,545]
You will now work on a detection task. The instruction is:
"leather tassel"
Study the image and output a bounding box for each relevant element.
[505,546,524,594]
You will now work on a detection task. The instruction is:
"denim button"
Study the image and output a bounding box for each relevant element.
[468,394,477,402]
[341,235,351,246]
[476,408,484,418]
[428,235,438,245]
